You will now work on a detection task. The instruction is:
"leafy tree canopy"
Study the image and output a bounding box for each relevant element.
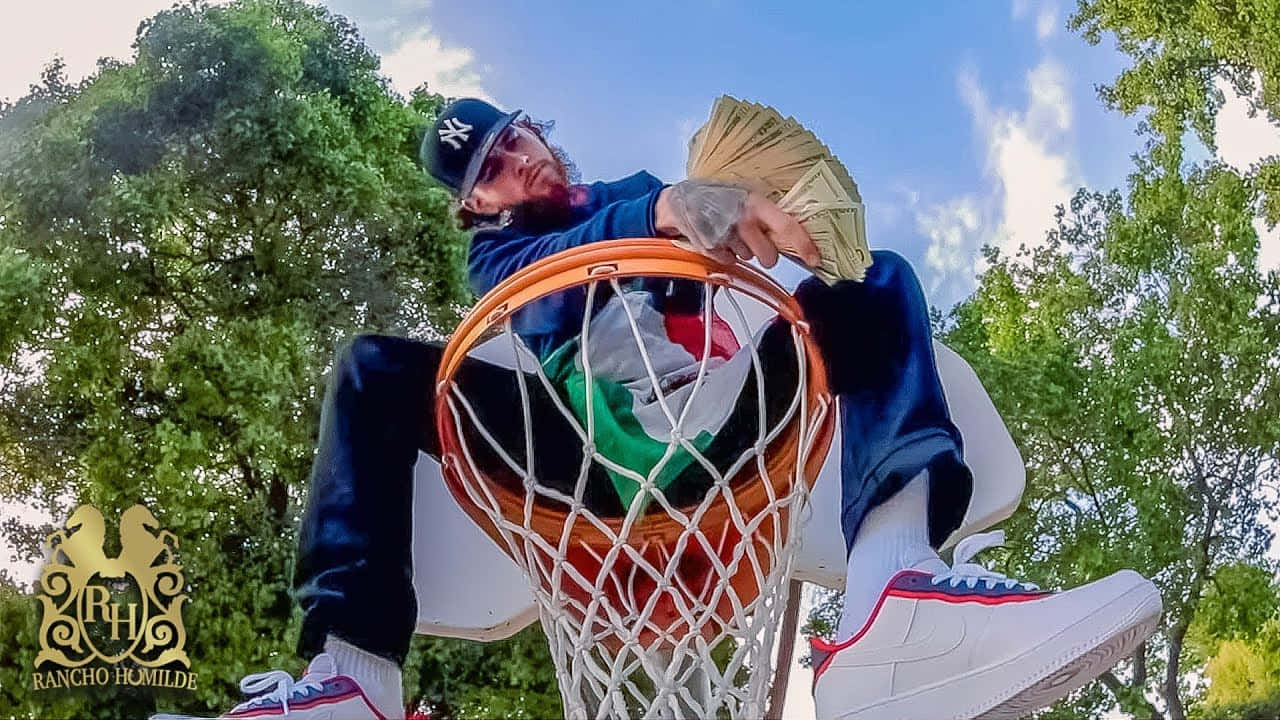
[1071,0,1280,224]
[0,1,520,717]
[939,141,1280,719]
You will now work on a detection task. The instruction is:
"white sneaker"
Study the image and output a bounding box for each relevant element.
[811,531,1162,720]
[151,654,390,719]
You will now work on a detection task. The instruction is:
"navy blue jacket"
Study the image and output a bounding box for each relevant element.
[467,171,667,357]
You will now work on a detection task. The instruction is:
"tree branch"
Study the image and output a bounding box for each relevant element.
[1163,464,1220,720]
[1044,427,1115,536]
[1099,669,1164,720]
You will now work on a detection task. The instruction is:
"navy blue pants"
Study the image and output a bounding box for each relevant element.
[294,250,971,665]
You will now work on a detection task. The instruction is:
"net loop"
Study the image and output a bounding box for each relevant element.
[436,241,835,719]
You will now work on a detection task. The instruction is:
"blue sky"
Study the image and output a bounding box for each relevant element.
[3,1,1276,306]
[0,0,1189,311]
[326,0,1148,309]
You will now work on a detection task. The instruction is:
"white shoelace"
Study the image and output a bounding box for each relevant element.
[929,531,1040,592]
[236,666,325,713]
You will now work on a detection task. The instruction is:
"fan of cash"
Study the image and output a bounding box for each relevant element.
[686,96,871,283]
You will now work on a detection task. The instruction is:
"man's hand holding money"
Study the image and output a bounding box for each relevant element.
[681,95,873,283]
[654,179,821,269]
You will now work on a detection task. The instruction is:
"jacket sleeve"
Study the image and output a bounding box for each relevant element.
[468,185,665,297]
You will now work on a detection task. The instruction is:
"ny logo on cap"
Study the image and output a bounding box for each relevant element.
[438,117,474,150]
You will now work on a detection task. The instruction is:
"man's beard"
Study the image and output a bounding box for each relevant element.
[506,168,577,232]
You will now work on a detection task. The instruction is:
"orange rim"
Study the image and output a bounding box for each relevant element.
[434,239,835,549]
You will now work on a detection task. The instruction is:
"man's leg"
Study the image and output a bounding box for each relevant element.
[294,336,435,668]
[292,334,588,718]
[800,254,1162,720]
[794,250,973,633]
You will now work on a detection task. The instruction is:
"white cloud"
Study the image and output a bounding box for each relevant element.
[1,500,52,590]
[964,61,1077,256]
[1251,217,1280,275]
[917,195,984,293]
[0,2,492,107]
[1213,76,1280,273]
[1213,77,1280,171]
[1035,5,1059,40]
[1011,0,1058,40]
[917,59,1079,297]
[0,0,186,102]
[379,26,492,102]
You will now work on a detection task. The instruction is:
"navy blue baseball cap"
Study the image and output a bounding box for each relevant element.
[420,98,522,199]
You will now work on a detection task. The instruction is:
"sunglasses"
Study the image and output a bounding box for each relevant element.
[476,125,524,187]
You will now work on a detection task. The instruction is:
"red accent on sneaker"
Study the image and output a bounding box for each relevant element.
[809,570,1048,689]
[224,675,387,720]
[887,588,1049,605]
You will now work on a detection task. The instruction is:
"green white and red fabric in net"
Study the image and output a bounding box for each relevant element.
[435,244,833,720]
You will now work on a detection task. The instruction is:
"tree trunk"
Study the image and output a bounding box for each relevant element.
[1164,621,1188,720]
[1162,468,1222,720]
[1100,663,1163,719]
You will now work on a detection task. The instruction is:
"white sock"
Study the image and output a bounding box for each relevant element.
[323,635,405,720]
[836,471,947,643]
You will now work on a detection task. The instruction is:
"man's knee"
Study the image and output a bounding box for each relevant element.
[334,333,444,394]
[333,334,399,393]
[344,333,388,364]
[863,250,929,305]
[795,250,920,311]
[869,249,915,280]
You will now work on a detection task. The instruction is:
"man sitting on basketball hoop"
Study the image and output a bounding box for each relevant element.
[166,98,1161,720]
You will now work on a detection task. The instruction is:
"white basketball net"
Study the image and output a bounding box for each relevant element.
[441,276,829,720]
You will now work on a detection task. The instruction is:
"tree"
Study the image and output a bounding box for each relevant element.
[1070,0,1280,233]
[939,143,1280,719]
[402,627,563,720]
[1203,633,1280,708]
[0,1,560,717]
[1186,566,1280,718]
[1185,562,1280,660]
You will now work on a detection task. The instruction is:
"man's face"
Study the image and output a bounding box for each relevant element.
[464,122,570,216]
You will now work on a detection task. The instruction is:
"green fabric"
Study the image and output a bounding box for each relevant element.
[542,340,716,512]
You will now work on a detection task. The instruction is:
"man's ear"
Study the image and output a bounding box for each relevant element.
[464,193,502,217]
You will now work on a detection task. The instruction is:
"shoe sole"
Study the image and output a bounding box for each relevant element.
[828,578,1162,720]
[975,589,1162,720]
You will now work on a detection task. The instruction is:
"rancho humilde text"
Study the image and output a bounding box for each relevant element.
[33,665,197,691]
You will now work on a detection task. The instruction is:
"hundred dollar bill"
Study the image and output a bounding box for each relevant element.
[686,96,874,282]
